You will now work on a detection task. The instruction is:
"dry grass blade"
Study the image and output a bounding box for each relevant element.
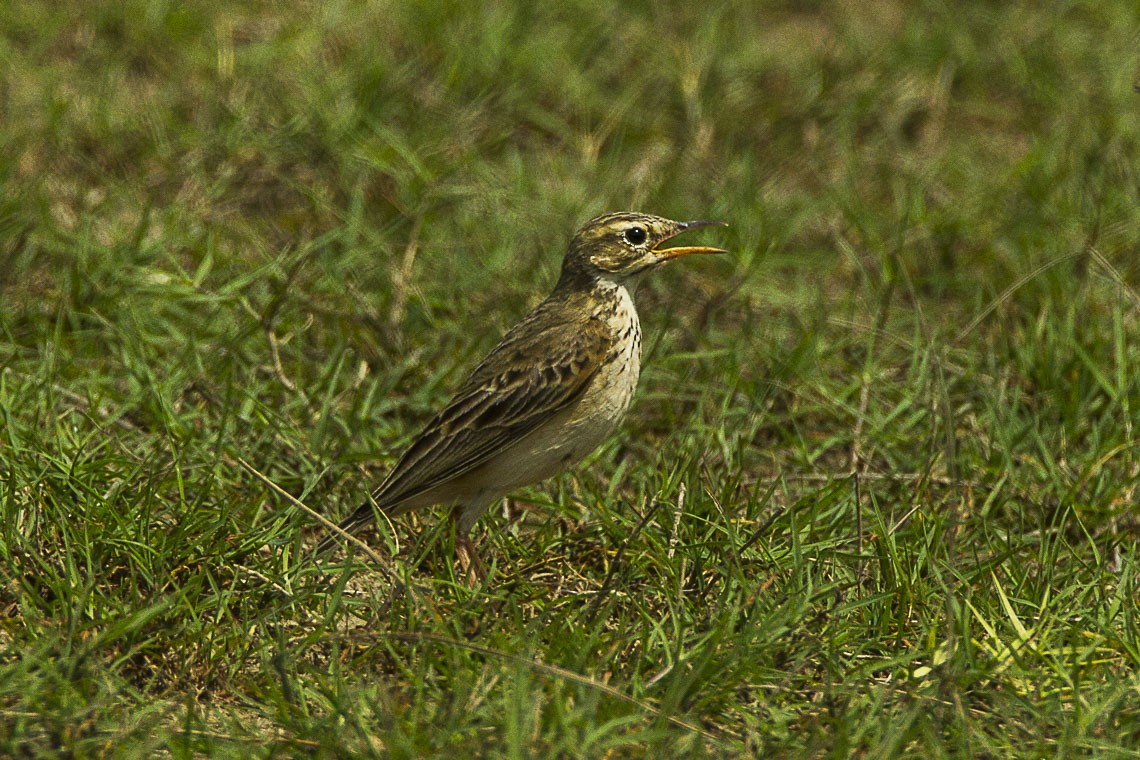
[954,251,1085,343]
[234,456,390,571]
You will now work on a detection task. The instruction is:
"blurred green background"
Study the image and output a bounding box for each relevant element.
[1,0,1139,756]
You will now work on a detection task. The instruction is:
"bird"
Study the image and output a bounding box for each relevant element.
[316,211,726,577]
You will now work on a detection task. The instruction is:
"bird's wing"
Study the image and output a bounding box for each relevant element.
[367,308,614,511]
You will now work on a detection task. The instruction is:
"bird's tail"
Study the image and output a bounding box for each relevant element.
[312,500,378,557]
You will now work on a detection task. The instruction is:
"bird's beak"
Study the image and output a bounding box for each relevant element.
[652,220,729,261]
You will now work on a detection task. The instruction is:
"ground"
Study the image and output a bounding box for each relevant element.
[1,0,1139,756]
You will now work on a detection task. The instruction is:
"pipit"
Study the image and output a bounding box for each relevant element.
[317,212,726,576]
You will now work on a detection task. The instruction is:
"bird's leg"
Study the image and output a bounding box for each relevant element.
[455,533,487,586]
[451,500,491,586]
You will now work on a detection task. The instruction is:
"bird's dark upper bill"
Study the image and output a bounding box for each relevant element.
[653,220,728,260]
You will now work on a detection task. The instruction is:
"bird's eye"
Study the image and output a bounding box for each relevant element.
[624,226,648,246]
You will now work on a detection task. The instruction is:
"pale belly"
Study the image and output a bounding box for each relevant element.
[490,340,640,490]
[445,286,642,533]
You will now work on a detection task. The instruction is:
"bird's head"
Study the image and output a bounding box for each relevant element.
[560,212,727,285]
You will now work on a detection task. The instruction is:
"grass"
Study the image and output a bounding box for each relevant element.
[2,0,1139,756]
